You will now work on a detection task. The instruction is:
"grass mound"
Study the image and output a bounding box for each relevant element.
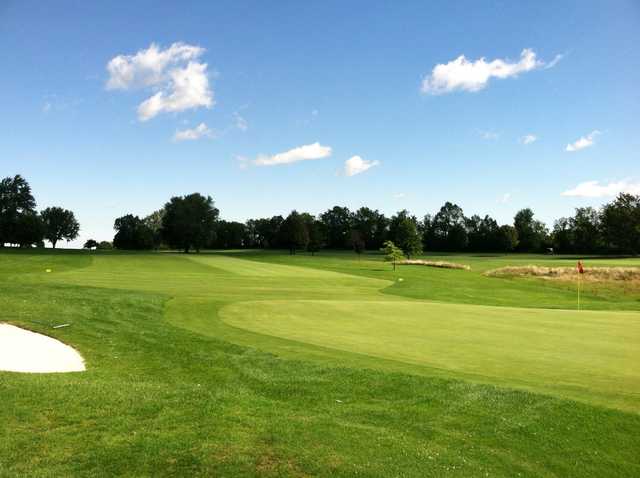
[398,259,471,270]
[485,265,640,282]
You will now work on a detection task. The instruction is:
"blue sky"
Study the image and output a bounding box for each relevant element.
[1,0,639,247]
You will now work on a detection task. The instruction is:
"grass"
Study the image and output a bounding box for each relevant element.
[1,248,639,477]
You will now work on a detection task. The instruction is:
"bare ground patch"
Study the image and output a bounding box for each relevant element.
[398,259,471,270]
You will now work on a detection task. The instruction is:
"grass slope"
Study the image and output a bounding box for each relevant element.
[0,249,639,477]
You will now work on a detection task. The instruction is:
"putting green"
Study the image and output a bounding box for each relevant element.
[221,299,640,411]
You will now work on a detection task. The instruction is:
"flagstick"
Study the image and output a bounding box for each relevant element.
[578,273,581,311]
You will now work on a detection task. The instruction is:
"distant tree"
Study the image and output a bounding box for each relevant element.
[572,207,603,253]
[466,215,500,252]
[0,174,37,247]
[600,193,640,255]
[350,229,366,260]
[426,202,468,251]
[389,210,423,258]
[161,193,219,253]
[213,220,247,249]
[552,217,574,253]
[496,225,519,252]
[83,239,98,250]
[144,209,165,249]
[381,240,405,271]
[251,216,284,248]
[13,212,45,247]
[97,241,113,250]
[514,208,548,252]
[279,211,309,255]
[320,206,352,249]
[40,207,79,248]
[113,214,154,250]
[352,207,388,250]
[307,219,326,256]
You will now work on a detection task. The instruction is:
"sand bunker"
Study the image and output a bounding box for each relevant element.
[0,323,85,373]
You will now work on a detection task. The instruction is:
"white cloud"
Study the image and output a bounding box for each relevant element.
[561,179,640,198]
[500,193,512,203]
[520,134,537,145]
[173,123,214,142]
[253,142,332,166]
[421,48,557,95]
[234,112,248,131]
[393,193,406,199]
[42,101,52,113]
[480,130,500,140]
[565,130,600,152]
[344,155,380,177]
[106,43,213,121]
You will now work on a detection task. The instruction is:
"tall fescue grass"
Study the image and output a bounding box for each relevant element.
[398,259,471,270]
[485,265,640,282]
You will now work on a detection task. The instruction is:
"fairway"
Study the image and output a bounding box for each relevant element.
[2,249,640,477]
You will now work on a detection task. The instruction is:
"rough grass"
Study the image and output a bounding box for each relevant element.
[485,265,640,282]
[398,259,471,270]
[1,249,640,477]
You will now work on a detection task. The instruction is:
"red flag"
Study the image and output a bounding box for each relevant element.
[577,260,584,274]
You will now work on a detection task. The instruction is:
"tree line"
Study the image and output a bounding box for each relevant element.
[3,175,638,255]
[0,175,79,248]
[107,192,640,256]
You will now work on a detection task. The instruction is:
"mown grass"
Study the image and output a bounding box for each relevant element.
[0,249,639,477]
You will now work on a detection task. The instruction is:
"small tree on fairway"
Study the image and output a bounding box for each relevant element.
[381,240,405,271]
[83,239,98,249]
[41,207,80,248]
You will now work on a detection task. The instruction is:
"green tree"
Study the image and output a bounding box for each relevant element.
[97,241,113,250]
[425,202,468,251]
[306,219,326,256]
[83,239,98,249]
[41,207,79,248]
[13,212,45,248]
[514,208,548,252]
[279,211,309,255]
[161,193,219,253]
[350,229,366,260]
[601,193,640,254]
[389,210,423,258]
[0,174,37,246]
[352,207,388,250]
[320,206,352,249]
[113,214,154,250]
[380,240,405,271]
[144,209,165,249]
[496,225,519,252]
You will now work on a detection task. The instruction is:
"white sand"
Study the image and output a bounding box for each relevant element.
[0,323,85,373]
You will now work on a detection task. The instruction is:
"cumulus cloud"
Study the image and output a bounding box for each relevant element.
[520,134,537,145]
[421,48,558,95]
[344,155,380,177]
[566,130,600,152]
[561,180,640,198]
[480,130,500,140]
[234,112,248,131]
[106,42,213,121]
[173,123,214,142]
[253,142,332,166]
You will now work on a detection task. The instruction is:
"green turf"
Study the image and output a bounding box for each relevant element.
[1,249,639,477]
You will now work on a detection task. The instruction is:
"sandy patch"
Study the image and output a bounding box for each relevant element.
[398,259,471,270]
[0,323,85,373]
